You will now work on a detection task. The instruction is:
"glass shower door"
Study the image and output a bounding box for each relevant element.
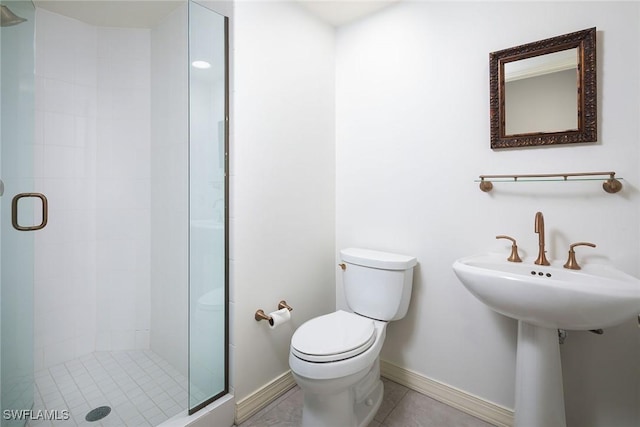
[188,0,228,414]
[0,1,36,426]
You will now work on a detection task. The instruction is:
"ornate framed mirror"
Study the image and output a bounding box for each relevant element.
[490,27,596,149]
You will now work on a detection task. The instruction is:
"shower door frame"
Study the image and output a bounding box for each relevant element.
[187,2,230,415]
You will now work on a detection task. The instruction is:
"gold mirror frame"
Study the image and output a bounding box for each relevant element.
[490,27,596,149]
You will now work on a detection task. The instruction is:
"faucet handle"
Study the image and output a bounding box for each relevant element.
[496,235,522,263]
[563,242,596,270]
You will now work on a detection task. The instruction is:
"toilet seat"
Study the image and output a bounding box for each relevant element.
[291,310,375,363]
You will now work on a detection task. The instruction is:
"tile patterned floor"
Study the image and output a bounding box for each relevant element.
[238,378,495,427]
[28,350,187,427]
[28,355,494,427]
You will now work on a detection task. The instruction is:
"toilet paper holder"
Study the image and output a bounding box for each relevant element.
[255,300,293,326]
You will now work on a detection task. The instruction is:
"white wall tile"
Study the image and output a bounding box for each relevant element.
[72,85,97,117]
[95,23,152,352]
[75,334,96,358]
[42,145,75,178]
[73,25,98,87]
[76,116,97,148]
[44,339,76,368]
[95,331,110,351]
[43,112,74,146]
[110,330,136,351]
[34,110,44,145]
[34,8,152,366]
[134,330,150,349]
[41,78,75,114]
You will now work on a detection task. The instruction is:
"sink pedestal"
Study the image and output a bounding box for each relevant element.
[515,321,566,427]
[453,253,640,427]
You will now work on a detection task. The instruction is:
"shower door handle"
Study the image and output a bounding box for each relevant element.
[11,193,48,231]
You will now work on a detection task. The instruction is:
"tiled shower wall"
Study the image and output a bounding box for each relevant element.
[34,8,152,369]
[94,26,151,354]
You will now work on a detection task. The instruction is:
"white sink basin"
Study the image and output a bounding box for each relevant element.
[453,253,640,330]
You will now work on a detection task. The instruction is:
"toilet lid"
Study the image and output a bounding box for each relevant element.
[291,310,376,363]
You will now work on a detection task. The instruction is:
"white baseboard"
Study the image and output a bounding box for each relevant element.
[381,360,514,427]
[235,362,514,427]
[234,370,296,425]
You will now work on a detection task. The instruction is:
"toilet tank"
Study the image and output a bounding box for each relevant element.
[340,248,417,321]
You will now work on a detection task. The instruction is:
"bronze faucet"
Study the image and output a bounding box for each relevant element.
[564,242,596,270]
[496,235,522,262]
[534,211,550,266]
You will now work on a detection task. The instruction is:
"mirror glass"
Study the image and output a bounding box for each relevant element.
[504,48,578,135]
[490,28,596,149]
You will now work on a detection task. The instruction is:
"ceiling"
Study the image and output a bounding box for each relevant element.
[34,1,184,28]
[296,0,402,27]
[33,0,401,28]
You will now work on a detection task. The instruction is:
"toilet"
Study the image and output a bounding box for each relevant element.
[289,248,417,427]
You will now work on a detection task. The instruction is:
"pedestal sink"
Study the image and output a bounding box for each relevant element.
[453,253,640,427]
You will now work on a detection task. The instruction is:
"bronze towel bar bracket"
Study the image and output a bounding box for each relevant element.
[477,172,622,194]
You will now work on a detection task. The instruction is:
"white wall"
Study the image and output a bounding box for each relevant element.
[231,1,336,401]
[336,2,639,427]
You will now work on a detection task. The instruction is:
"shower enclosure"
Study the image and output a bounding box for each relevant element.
[0,1,229,425]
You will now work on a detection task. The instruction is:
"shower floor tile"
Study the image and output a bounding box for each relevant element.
[28,350,188,427]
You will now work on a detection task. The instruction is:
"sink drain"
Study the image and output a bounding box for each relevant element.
[85,406,111,422]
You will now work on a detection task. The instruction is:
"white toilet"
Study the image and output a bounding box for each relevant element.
[289,248,417,427]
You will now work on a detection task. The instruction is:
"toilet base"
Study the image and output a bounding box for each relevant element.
[298,359,383,427]
[355,379,383,427]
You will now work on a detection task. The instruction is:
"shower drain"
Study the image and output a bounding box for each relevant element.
[85,406,111,422]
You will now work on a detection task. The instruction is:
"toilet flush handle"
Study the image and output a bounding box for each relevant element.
[338,263,346,271]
